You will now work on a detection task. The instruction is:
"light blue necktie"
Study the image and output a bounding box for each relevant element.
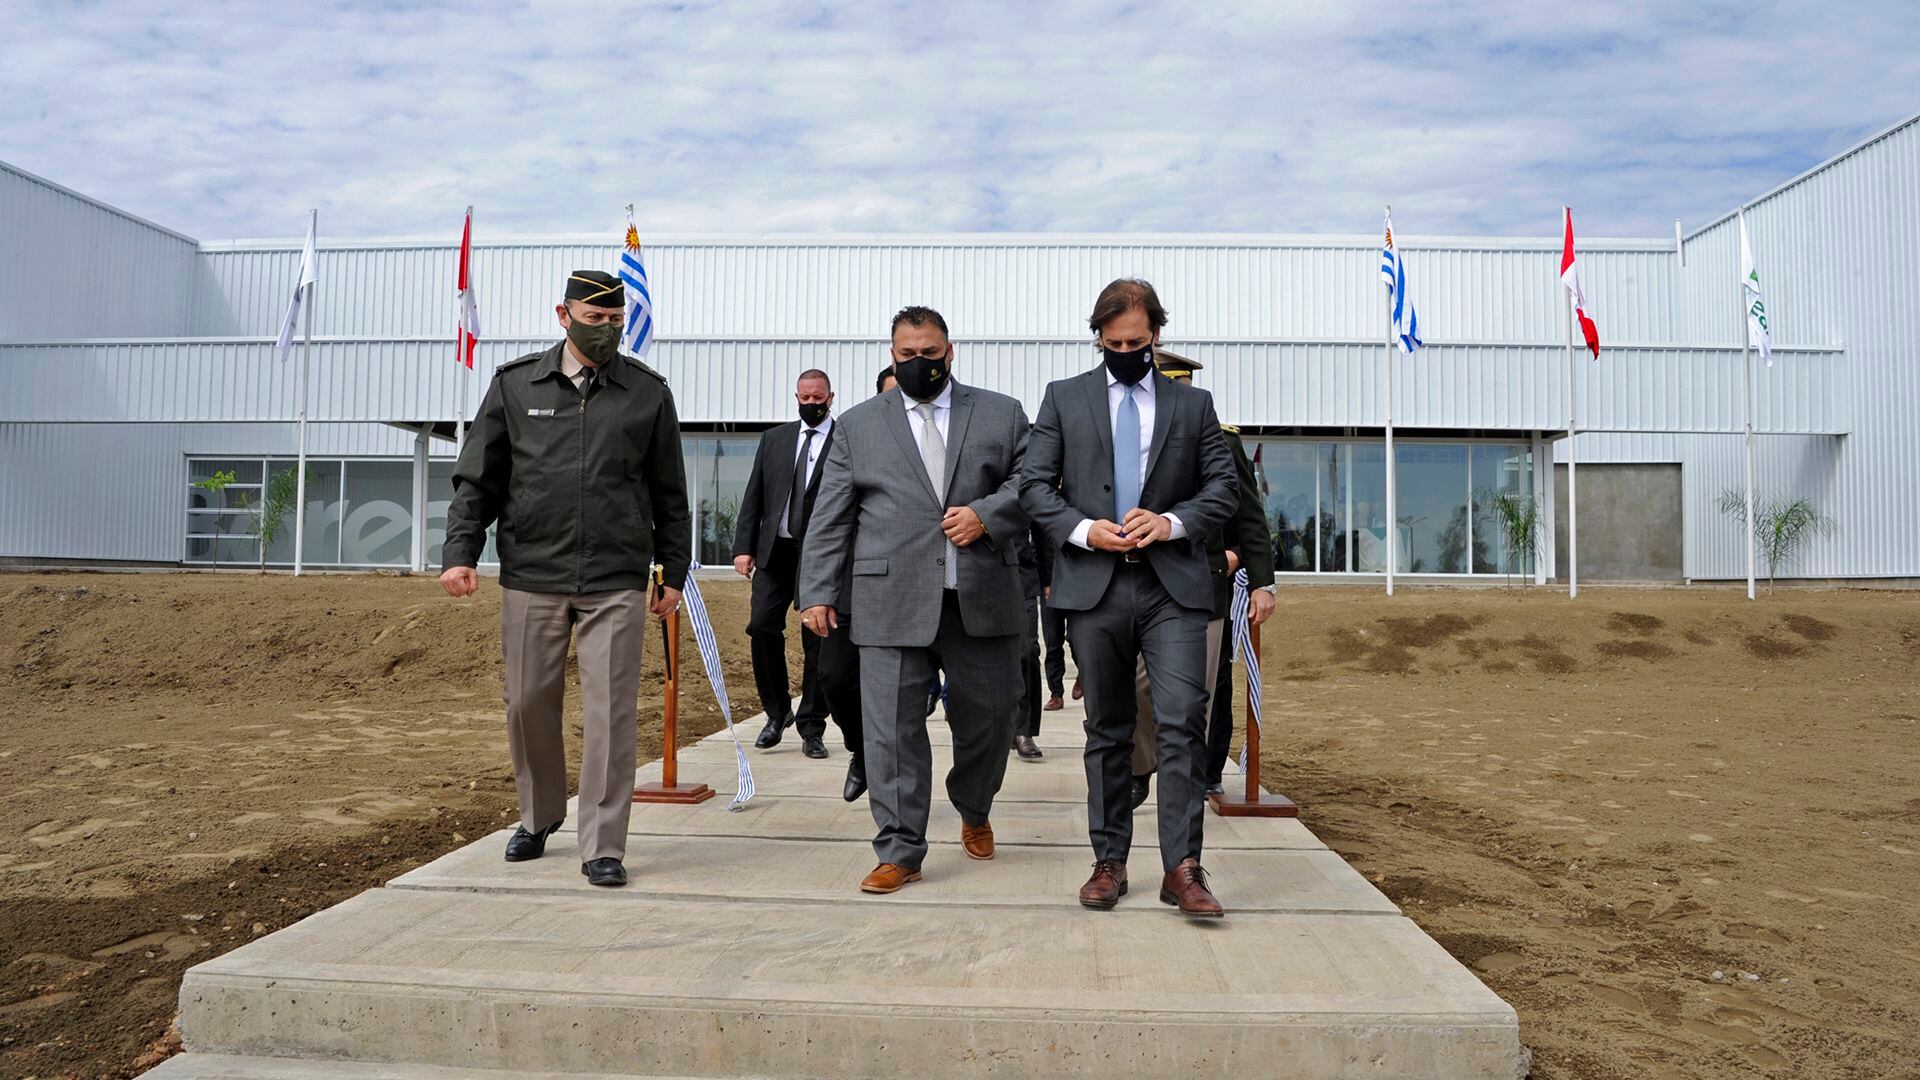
[1113,384,1141,523]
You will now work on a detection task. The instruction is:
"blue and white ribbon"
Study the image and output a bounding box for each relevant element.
[679,561,755,810]
[1230,568,1263,775]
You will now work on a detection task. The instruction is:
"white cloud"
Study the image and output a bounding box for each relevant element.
[2,0,1915,242]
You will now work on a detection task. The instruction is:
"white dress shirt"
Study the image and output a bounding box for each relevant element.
[1068,371,1188,549]
[901,381,954,455]
[777,415,833,537]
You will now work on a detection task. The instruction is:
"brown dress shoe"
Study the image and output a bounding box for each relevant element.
[860,863,922,894]
[1079,860,1128,909]
[1071,678,1084,701]
[1043,695,1064,711]
[1160,858,1224,918]
[961,821,995,860]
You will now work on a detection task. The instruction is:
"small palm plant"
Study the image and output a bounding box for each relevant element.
[1479,489,1541,586]
[1716,489,1838,594]
[254,467,311,573]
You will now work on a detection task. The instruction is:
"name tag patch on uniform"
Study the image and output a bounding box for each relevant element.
[527,408,557,416]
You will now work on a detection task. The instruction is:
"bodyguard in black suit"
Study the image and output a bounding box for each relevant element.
[1020,278,1238,918]
[733,369,840,759]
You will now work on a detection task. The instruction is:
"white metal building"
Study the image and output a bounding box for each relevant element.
[3,112,1915,583]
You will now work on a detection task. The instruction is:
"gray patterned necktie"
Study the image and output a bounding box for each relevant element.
[915,402,957,588]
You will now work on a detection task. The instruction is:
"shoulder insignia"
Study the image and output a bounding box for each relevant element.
[1220,423,1241,435]
[625,356,668,383]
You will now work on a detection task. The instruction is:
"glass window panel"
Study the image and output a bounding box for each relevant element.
[340,460,414,566]
[1394,444,1469,574]
[1471,444,1536,577]
[264,460,345,566]
[188,458,263,486]
[1345,443,1393,573]
[695,437,756,566]
[1319,443,1346,571]
[427,460,498,567]
[186,510,257,537]
[187,536,259,566]
[1254,441,1319,572]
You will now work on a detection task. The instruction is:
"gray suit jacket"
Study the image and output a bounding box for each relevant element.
[798,381,1032,647]
[1019,366,1238,613]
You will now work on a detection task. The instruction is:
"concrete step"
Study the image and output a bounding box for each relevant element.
[613,794,1323,850]
[145,1053,714,1078]
[388,833,1394,914]
[178,888,1522,1079]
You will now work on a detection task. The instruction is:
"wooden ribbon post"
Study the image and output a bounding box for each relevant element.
[1210,617,1298,818]
[634,566,714,804]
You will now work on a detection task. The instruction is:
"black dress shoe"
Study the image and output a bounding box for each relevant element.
[503,819,563,862]
[581,857,627,887]
[754,716,787,749]
[1014,735,1043,760]
[801,734,829,759]
[843,755,868,802]
[1127,773,1152,811]
[1205,781,1226,797]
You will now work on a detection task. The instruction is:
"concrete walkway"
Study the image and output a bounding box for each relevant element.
[154,696,1523,1079]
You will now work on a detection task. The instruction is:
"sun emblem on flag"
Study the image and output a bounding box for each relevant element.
[624,225,641,252]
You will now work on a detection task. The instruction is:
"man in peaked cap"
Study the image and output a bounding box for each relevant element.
[440,268,692,889]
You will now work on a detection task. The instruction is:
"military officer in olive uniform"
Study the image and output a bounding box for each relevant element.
[1126,349,1275,810]
[440,269,692,888]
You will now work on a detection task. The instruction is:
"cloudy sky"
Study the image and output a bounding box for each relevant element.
[5,1,1916,243]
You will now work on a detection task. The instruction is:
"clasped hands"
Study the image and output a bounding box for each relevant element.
[801,506,986,637]
[1087,508,1173,552]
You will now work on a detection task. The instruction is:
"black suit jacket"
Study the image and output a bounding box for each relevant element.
[1019,366,1238,613]
[732,419,834,569]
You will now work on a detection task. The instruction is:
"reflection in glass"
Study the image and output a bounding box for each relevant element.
[264,460,344,565]
[1394,444,1469,574]
[1471,445,1535,577]
[341,461,415,566]
[1255,442,1318,572]
[1347,443,1397,572]
[695,437,757,566]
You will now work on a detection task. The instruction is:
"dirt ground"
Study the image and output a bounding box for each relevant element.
[3,572,1918,1078]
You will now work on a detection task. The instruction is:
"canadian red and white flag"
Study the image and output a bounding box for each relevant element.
[1560,207,1600,359]
[456,208,480,369]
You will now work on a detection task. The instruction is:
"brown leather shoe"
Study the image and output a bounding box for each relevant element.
[961,821,995,860]
[1071,678,1084,701]
[1043,695,1064,711]
[1160,858,1224,918]
[859,863,922,894]
[1078,860,1128,909]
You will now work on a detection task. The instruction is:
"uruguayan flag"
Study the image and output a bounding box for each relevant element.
[679,561,754,809]
[1381,209,1423,354]
[1230,568,1262,775]
[619,207,655,358]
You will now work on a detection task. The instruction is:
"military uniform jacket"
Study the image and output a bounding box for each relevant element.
[1205,427,1277,619]
[443,342,692,594]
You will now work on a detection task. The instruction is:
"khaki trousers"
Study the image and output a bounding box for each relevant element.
[500,587,647,862]
[1130,617,1226,777]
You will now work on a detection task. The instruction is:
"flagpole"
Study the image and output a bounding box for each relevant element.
[1383,205,1396,597]
[294,208,315,578]
[1384,281,1396,598]
[1563,286,1578,600]
[1740,208,1757,601]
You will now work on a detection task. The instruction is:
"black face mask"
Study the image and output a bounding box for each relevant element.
[1103,343,1155,385]
[893,353,950,402]
[798,401,830,427]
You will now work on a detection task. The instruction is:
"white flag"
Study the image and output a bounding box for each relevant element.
[1739,211,1772,367]
[275,211,318,363]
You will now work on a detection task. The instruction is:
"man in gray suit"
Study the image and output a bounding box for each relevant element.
[799,306,1032,895]
[1020,278,1239,917]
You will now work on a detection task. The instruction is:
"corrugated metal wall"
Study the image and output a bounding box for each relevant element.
[0,336,1850,435]
[193,234,1707,345]
[0,163,200,340]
